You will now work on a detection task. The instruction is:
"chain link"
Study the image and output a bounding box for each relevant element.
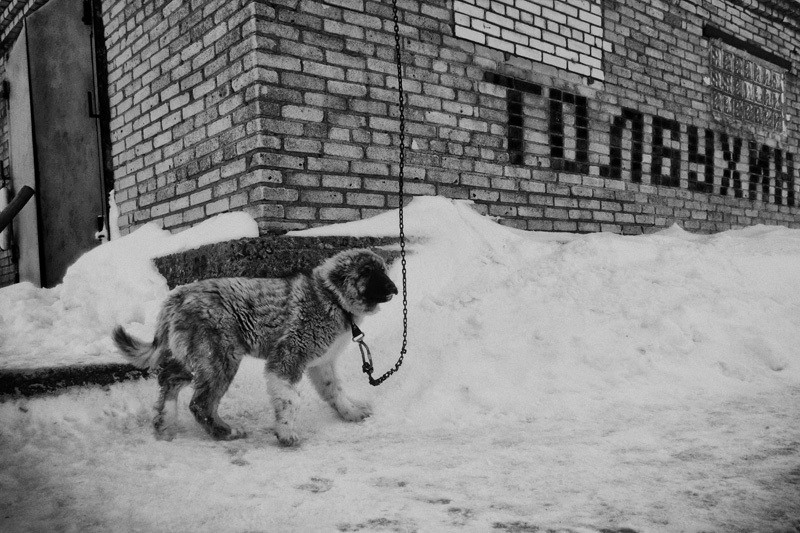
[363,0,407,386]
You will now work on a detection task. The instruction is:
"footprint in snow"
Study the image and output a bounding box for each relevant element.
[296,477,333,493]
[372,477,409,488]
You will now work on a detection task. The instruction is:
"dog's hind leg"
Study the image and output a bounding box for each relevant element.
[187,342,246,440]
[153,357,192,441]
[307,361,372,422]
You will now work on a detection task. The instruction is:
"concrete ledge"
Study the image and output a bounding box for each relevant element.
[0,363,149,399]
[154,235,400,289]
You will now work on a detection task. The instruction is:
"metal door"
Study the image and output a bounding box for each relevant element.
[7,24,42,286]
[26,0,105,287]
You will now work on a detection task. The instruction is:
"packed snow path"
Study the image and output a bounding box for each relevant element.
[2,197,799,531]
[2,367,798,532]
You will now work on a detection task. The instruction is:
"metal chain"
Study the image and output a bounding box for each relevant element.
[360,0,407,387]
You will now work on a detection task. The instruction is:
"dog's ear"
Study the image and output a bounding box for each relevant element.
[315,250,361,308]
[321,253,353,292]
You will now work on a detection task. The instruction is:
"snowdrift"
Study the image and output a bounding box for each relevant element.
[1,196,799,531]
[2,196,800,419]
[0,212,258,369]
[292,197,800,426]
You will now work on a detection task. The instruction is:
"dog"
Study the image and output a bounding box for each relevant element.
[113,248,398,446]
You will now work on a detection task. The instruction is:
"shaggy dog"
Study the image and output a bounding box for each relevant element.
[113,248,397,446]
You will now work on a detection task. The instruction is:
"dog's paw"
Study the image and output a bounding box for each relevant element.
[153,418,177,441]
[220,427,247,441]
[337,399,372,422]
[209,425,247,441]
[154,427,177,441]
[276,430,300,447]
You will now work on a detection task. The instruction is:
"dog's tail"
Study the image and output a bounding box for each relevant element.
[112,325,163,370]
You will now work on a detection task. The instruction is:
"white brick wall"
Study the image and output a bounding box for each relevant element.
[454,0,609,81]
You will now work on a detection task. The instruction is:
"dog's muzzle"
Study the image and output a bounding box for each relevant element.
[382,281,398,302]
[365,270,398,305]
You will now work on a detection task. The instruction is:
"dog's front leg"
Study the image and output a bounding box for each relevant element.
[265,370,301,446]
[307,361,372,422]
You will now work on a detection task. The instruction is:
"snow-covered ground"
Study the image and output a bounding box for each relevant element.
[0,211,259,369]
[1,196,799,532]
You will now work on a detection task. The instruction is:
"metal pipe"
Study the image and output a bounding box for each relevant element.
[0,185,35,234]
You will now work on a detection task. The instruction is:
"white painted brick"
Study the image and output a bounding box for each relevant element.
[555,46,579,61]
[581,54,602,69]
[486,11,515,30]
[501,29,529,45]
[590,68,605,81]
[473,18,502,37]
[543,30,567,48]
[568,61,591,76]
[454,12,471,27]
[515,20,542,39]
[516,45,543,62]
[487,35,515,53]
[582,11,602,26]
[567,0,593,11]
[571,18,591,34]
[568,38,591,55]
[530,38,556,54]
[454,0,484,18]
[554,2,578,18]
[542,52,568,69]
[454,25,486,45]
[541,7,567,25]
[515,0,541,15]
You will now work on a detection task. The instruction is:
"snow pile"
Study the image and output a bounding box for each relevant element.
[294,197,800,426]
[0,212,258,369]
[1,196,799,531]
[3,195,800,407]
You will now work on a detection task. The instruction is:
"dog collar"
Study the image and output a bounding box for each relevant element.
[346,315,373,377]
[350,320,365,343]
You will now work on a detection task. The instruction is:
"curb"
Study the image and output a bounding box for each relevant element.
[0,363,149,399]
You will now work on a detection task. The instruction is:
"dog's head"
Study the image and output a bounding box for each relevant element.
[315,248,398,316]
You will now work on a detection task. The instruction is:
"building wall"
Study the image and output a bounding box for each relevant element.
[102,0,800,236]
[102,0,275,234]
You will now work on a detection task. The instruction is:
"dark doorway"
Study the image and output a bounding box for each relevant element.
[7,0,108,287]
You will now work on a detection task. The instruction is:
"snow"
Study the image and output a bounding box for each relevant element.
[0,211,258,369]
[1,196,799,532]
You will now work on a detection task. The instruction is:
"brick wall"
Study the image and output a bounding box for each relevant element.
[0,249,15,285]
[101,0,800,236]
[0,55,15,286]
[454,0,608,81]
[103,0,273,234]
